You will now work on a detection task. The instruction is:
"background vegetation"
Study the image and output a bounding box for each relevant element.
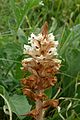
[0,0,80,120]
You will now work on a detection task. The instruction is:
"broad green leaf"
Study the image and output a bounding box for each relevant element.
[9,94,31,119]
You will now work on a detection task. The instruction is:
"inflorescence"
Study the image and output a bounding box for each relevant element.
[21,22,61,120]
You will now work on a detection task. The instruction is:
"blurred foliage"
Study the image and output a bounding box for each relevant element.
[0,0,80,120]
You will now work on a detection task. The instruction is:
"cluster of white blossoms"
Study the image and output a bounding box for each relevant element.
[24,32,60,62]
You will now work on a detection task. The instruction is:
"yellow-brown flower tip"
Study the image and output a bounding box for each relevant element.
[35,93,48,101]
[26,109,40,119]
[43,99,59,109]
[40,76,57,90]
[41,21,48,37]
[49,76,57,86]
[20,109,40,119]
[22,88,36,101]
[23,87,47,101]
[21,75,39,90]
[21,78,27,85]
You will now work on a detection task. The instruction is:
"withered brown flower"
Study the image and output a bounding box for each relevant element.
[21,22,61,120]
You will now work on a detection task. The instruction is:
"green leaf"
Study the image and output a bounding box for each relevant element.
[10,0,40,29]
[59,25,80,75]
[59,24,80,97]
[17,28,28,45]
[45,87,52,99]
[0,85,9,100]
[9,94,31,119]
[67,113,80,120]
[14,62,23,80]
[60,24,80,77]
[49,17,57,33]
[0,85,6,95]
[59,24,80,56]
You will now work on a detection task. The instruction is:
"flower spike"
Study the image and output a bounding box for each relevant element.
[21,22,61,120]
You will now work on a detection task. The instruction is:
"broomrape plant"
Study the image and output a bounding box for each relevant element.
[21,22,61,120]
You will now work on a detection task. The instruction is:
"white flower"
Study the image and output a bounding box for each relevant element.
[36,55,45,60]
[48,47,58,56]
[28,33,37,43]
[41,38,49,45]
[22,58,33,62]
[39,1,44,6]
[31,40,40,50]
[53,41,58,47]
[28,37,32,44]
[31,33,37,39]
[36,34,43,41]
[48,33,55,41]
[28,33,41,50]
[53,59,62,64]
[24,44,32,54]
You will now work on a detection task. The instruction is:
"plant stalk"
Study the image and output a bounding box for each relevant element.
[35,99,44,120]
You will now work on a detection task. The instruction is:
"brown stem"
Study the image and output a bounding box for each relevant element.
[35,100,44,120]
